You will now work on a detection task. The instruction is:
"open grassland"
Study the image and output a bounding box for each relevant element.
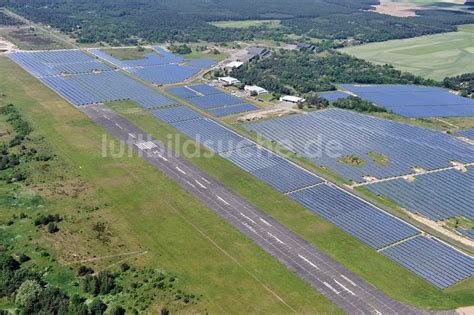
[108,98,474,310]
[340,29,474,80]
[209,19,281,29]
[101,47,159,60]
[0,56,341,314]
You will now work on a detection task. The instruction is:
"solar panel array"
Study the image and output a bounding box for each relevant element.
[380,236,474,288]
[457,227,474,239]
[89,47,215,85]
[130,64,203,85]
[208,103,259,117]
[339,84,474,118]
[150,106,202,124]
[149,102,471,289]
[169,84,259,116]
[221,146,323,193]
[9,50,175,108]
[366,166,474,221]
[243,108,474,183]
[151,106,322,193]
[458,128,474,140]
[288,184,420,249]
[319,91,351,102]
[8,50,113,77]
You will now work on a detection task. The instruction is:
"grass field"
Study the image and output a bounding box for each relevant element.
[0,56,340,314]
[340,28,474,80]
[109,94,474,310]
[209,20,281,29]
[101,47,159,60]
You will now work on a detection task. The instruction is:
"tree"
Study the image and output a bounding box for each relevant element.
[89,298,107,315]
[47,222,59,233]
[14,280,42,308]
[109,305,126,315]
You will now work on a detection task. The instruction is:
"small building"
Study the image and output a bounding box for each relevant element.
[297,42,316,52]
[280,95,306,104]
[224,61,244,70]
[217,76,241,86]
[244,85,268,95]
[239,46,269,62]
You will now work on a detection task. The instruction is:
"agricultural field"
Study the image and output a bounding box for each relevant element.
[340,27,474,80]
[0,56,341,314]
[0,27,67,50]
[209,20,281,29]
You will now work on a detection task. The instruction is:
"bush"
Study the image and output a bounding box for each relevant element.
[47,222,59,233]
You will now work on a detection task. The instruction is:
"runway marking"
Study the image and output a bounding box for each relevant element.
[334,279,356,296]
[368,305,382,315]
[259,218,272,226]
[175,166,186,174]
[323,282,340,295]
[185,180,195,188]
[92,107,99,112]
[128,133,136,139]
[267,232,285,245]
[240,212,256,224]
[242,222,257,233]
[157,154,168,161]
[298,254,319,269]
[201,177,211,184]
[215,195,229,205]
[194,179,207,189]
[340,274,357,286]
[114,123,123,129]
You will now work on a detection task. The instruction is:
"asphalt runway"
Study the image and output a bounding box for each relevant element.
[81,103,439,315]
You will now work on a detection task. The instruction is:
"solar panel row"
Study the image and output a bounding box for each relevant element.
[208,103,259,117]
[457,227,474,239]
[458,128,474,140]
[9,50,113,77]
[339,84,474,118]
[243,108,474,182]
[366,166,474,221]
[319,91,351,102]
[381,236,474,289]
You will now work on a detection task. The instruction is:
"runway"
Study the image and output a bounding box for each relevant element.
[81,103,434,314]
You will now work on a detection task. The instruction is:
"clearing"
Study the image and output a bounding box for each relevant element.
[340,28,474,80]
[209,20,281,29]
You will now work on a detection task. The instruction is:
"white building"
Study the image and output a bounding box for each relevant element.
[279,95,306,104]
[244,85,268,95]
[224,61,243,70]
[217,76,241,86]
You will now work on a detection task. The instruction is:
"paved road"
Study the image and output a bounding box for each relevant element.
[81,104,433,315]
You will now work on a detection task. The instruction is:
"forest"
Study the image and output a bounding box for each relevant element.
[0,11,22,25]
[230,50,437,95]
[1,0,474,45]
[284,10,474,43]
